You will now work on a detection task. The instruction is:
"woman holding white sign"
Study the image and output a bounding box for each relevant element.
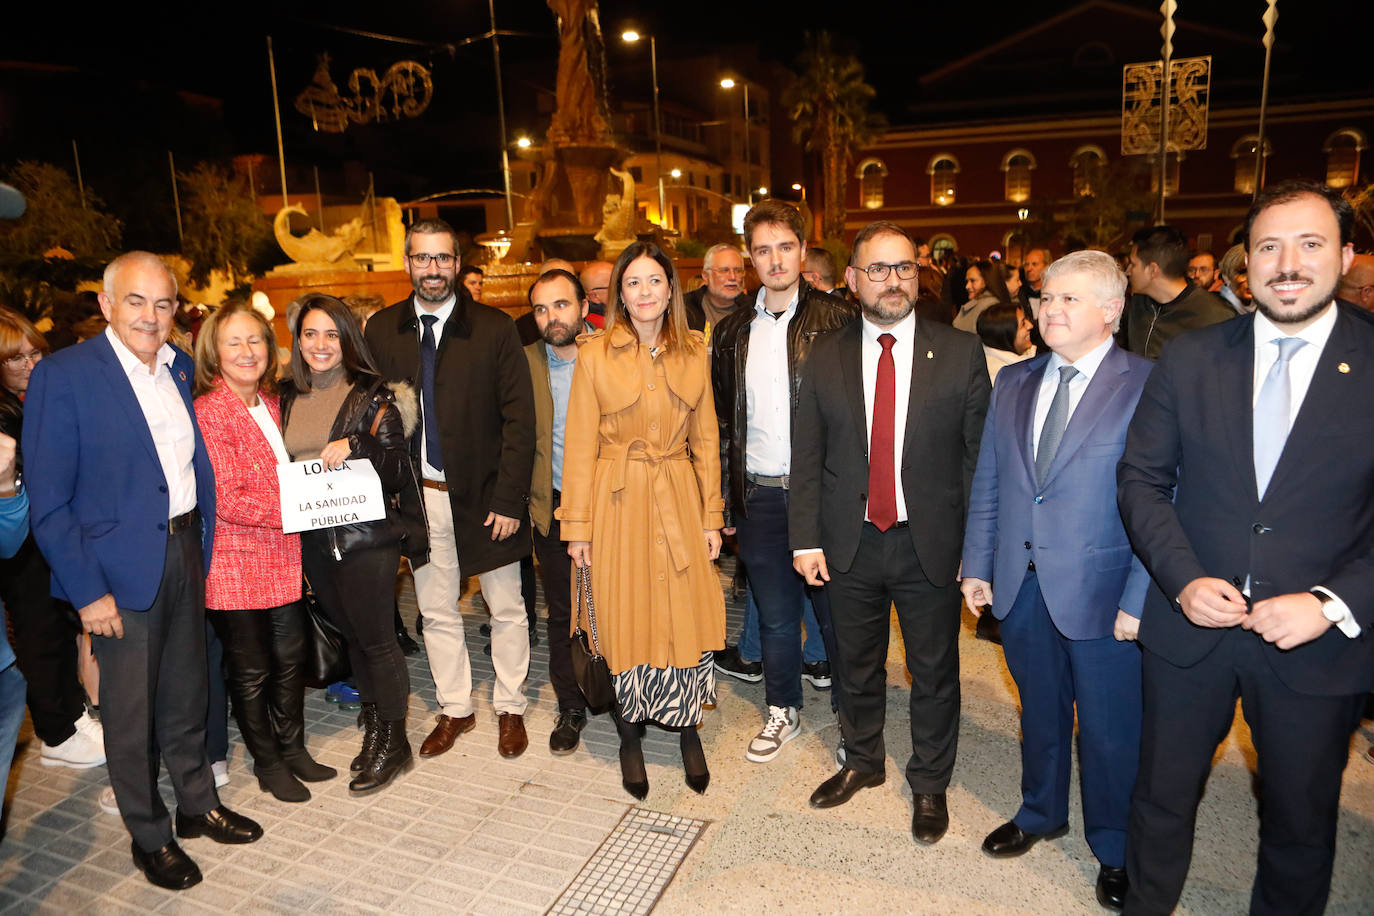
[194,300,336,803]
[280,294,421,795]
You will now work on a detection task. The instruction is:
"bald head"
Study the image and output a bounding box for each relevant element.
[579,260,613,311]
[100,251,178,369]
[539,258,576,276]
[1339,254,1374,312]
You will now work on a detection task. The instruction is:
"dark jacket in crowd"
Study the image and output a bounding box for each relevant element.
[365,291,536,577]
[1125,282,1233,360]
[709,280,856,525]
[684,286,752,334]
[280,375,426,563]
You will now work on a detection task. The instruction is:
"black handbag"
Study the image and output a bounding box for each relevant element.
[301,582,350,687]
[569,565,614,712]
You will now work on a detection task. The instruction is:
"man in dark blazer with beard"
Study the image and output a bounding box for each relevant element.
[791,221,989,846]
[365,219,536,760]
[1117,179,1374,914]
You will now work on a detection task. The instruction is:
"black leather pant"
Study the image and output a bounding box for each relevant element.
[207,601,309,769]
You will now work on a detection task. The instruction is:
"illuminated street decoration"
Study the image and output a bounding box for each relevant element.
[294,54,433,133]
[1121,56,1211,155]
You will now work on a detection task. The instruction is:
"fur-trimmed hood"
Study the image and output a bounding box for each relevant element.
[388,380,418,438]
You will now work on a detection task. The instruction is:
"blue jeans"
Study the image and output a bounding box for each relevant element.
[733,485,808,710]
[737,587,827,665]
[0,662,26,794]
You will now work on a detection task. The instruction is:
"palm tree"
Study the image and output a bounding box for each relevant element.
[784,32,886,241]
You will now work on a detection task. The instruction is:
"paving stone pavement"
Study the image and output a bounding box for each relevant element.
[1,558,1372,914]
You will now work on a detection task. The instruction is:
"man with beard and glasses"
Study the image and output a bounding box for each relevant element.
[1118,179,1374,914]
[522,269,595,754]
[791,222,989,845]
[709,200,854,766]
[365,218,536,761]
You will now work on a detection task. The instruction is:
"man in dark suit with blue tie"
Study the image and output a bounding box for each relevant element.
[962,250,1152,910]
[1118,180,1374,914]
[24,252,262,891]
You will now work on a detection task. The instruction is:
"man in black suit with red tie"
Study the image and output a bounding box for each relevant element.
[1118,179,1374,914]
[791,221,990,845]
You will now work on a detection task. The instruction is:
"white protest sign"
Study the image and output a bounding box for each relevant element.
[276,459,386,534]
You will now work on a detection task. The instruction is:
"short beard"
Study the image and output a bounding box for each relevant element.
[1253,275,1338,327]
[541,320,579,348]
[414,275,453,304]
[860,288,915,326]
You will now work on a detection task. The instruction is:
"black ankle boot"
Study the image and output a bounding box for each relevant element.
[348,720,412,793]
[254,762,310,802]
[352,703,379,773]
[281,747,337,782]
[680,726,709,794]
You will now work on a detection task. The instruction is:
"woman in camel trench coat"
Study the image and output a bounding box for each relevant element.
[557,241,726,800]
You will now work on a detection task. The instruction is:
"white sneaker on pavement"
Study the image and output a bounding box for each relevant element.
[40,710,106,769]
[98,786,119,815]
[211,760,229,788]
[746,705,801,763]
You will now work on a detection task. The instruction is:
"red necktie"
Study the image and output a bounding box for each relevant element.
[868,333,897,532]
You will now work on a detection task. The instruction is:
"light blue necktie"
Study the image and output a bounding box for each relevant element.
[1035,365,1078,488]
[1253,337,1306,499]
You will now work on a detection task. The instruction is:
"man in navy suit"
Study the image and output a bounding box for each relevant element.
[24,252,261,891]
[961,250,1152,910]
[1118,180,1374,914]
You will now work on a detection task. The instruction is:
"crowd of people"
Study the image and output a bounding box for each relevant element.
[0,180,1370,914]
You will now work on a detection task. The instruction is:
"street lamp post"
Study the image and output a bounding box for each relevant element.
[720,77,752,205]
[622,31,667,228]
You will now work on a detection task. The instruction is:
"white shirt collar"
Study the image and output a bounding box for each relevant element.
[1252,302,1337,354]
[413,294,456,326]
[753,285,799,318]
[861,309,917,346]
[1046,333,1114,383]
[105,326,176,377]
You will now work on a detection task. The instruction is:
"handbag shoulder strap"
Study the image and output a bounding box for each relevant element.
[576,566,601,654]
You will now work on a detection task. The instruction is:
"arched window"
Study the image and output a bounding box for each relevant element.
[1230,135,1272,195]
[856,158,887,210]
[1150,146,1183,197]
[1324,129,1367,189]
[1001,149,1036,203]
[1070,145,1107,197]
[928,154,959,206]
[930,234,957,263]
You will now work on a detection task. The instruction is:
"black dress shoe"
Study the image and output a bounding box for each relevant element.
[174,806,264,844]
[1096,865,1128,911]
[809,767,885,809]
[131,840,202,890]
[910,793,949,845]
[549,710,587,755]
[981,820,1069,858]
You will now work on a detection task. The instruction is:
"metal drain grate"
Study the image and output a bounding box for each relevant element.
[546,807,709,915]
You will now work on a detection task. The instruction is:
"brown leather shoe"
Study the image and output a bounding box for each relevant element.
[418,713,475,758]
[497,713,528,758]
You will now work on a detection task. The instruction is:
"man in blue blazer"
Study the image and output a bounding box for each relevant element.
[962,250,1152,911]
[24,252,261,891]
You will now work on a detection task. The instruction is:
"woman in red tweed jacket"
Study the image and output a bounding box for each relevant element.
[193,300,335,803]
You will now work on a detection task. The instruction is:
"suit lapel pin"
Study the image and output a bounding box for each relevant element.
[179,370,187,381]
[926,350,934,359]
[1338,362,1350,374]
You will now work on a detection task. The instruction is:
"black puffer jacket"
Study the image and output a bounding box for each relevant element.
[709,280,857,524]
[279,375,427,562]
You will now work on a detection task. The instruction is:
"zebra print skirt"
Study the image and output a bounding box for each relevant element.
[613,652,716,727]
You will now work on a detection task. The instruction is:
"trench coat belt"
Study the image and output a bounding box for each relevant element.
[601,438,693,573]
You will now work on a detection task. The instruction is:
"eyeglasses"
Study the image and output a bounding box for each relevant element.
[706,267,745,276]
[3,351,41,368]
[858,261,918,282]
[408,252,456,268]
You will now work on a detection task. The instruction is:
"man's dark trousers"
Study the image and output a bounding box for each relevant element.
[532,491,581,712]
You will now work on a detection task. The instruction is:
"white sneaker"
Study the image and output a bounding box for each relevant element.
[98,786,119,816]
[746,706,800,763]
[211,760,229,788]
[40,711,106,769]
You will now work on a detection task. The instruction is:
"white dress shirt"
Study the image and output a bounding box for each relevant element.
[744,289,798,476]
[1249,305,1359,637]
[414,294,456,481]
[105,328,197,518]
[1032,334,1115,461]
[861,310,916,524]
